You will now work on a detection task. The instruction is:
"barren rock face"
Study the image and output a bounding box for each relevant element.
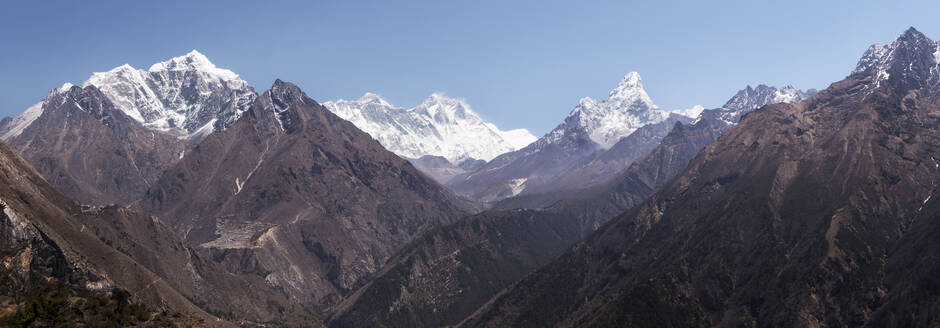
[142,80,468,308]
[1,85,187,206]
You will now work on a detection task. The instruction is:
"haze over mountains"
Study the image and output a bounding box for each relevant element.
[3,26,940,328]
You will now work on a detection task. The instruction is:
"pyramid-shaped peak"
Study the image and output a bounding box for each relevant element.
[268,80,308,110]
[609,72,644,98]
[899,26,929,42]
[605,71,657,111]
[148,50,240,80]
[852,27,940,91]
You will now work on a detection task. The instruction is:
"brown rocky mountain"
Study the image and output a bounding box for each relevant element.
[493,85,812,210]
[0,52,257,207]
[325,83,814,327]
[1,85,187,206]
[0,139,317,326]
[461,27,940,327]
[447,73,685,205]
[140,80,468,309]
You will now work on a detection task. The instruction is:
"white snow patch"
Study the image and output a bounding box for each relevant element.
[549,72,670,149]
[1,101,44,141]
[508,178,527,197]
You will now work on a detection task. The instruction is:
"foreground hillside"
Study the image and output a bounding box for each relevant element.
[463,27,940,327]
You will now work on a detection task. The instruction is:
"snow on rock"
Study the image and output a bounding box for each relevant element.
[508,178,527,197]
[324,93,536,163]
[672,104,705,119]
[1,101,44,141]
[547,72,669,149]
[852,27,940,92]
[82,50,256,137]
[713,85,815,126]
[0,83,78,141]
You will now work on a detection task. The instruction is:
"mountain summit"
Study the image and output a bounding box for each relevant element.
[853,27,940,93]
[0,51,258,206]
[141,80,468,308]
[553,72,668,148]
[324,92,535,164]
[83,50,256,136]
[463,28,940,328]
[448,72,680,204]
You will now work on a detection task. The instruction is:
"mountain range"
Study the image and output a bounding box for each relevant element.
[325,82,814,328]
[324,93,536,166]
[3,26,940,328]
[461,27,940,327]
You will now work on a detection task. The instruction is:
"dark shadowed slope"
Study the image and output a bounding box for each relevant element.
[494,85,813,210]
[2,86,186,205]
[142,80,468,308]
[327,83,813,328]
[0,140,216,323]
[462,27,940,328]
[0,139,318,326]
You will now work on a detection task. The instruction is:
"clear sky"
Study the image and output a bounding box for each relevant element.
[2,0,939,136]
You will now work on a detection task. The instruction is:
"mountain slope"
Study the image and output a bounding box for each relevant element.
[493,84,812,210]
[0,137,318,325]
[0,139,219,324]
[0,51,257,206]
[449,72,676,203]
[462,27,940,327]
[1,85,187,205]
[83,50,256,136]
[324,93,535,166]
[326,82,814,327]
[141,80,468,308]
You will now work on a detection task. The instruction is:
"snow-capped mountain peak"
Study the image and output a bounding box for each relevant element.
[148,50,240,81]
[552,72,668,148]
[412,93,479,125]
[79,50,256,137]
[608,72,656,108]
[852,27,940,92]
[324,93,536,163]
[358,92,392,106]
[704,84,815,126]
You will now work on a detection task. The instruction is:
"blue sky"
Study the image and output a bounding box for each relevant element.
[2,0,939,136]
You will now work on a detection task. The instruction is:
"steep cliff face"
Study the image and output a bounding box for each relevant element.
[142,80,468,308]
[463,27,940,328]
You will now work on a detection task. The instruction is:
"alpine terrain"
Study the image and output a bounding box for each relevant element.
[324,83,812,328]
[324,93,536,182]
[448,72,691,204]
[0,138,317,326]
[462,27,940,327]
[140,80,468,309]
[0,51,256,206]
